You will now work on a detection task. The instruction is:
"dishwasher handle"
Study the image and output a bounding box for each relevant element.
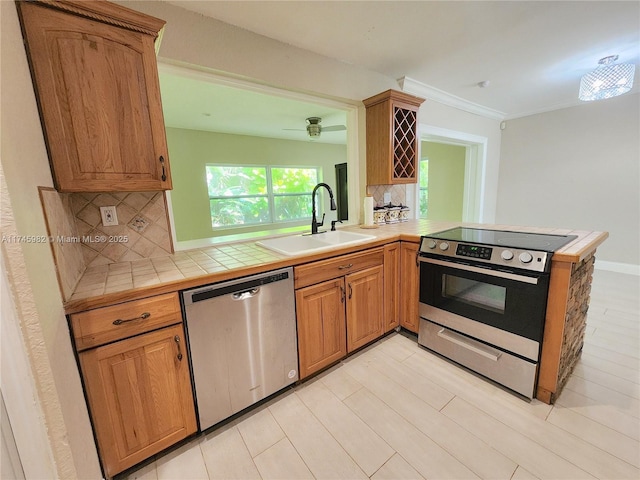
[232,288,260,300]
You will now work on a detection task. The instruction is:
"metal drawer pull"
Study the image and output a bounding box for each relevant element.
[338,263,353,270]
[112,312,151,325]
[174,335,183,361]
[437,328,502,361]
[159,155,167,181]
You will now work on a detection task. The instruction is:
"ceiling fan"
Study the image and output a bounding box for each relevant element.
[285,117,346,138]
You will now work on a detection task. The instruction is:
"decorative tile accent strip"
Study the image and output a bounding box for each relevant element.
[552,252,596,402]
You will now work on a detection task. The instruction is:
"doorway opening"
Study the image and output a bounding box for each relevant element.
[416,125,488,223]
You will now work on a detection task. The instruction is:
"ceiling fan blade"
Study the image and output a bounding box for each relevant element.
[322,125,347,132]
[282,128,306,131]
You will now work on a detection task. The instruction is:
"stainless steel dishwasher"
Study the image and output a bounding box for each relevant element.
[182,267,298,430]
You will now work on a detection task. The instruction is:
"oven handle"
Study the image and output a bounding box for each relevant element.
[437,327,502,362]
[419,257,540,285]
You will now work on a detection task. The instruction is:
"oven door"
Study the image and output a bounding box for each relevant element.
[419,256,549,345]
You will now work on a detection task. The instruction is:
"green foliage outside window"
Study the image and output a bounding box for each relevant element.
[206,165,319,228]
[419,158,429,218]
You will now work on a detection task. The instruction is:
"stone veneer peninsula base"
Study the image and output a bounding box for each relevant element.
[537,252,597,404]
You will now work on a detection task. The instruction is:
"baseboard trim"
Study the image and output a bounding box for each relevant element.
[594,260,640,276]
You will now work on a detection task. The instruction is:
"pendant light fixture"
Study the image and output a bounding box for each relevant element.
[579,55,635,101]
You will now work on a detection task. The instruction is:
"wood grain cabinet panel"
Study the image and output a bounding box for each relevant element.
[294,247,384,289]
[70,293,181,351]
[399,241,420,333]
[79,323,196,478]
[17,1,172,192]
[296,279,347,379]
[295,247,385,378]
[383,242,400,332]
[346,265,384,352]
[363,89,425,185]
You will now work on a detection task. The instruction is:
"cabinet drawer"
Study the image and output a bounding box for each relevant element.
[294,247,384,289]
[70,293,181,351]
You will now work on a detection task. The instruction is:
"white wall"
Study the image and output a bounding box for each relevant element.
[123,1,504,220]
[0,3,102,478]
[497,93,640,268]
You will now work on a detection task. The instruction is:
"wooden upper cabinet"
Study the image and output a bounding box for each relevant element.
[17,1,172,192]
[363,89,425,185]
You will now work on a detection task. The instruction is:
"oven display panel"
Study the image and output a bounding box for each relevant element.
[456,243,493,260]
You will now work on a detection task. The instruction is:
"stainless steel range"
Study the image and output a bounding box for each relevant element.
[417,227,577,398]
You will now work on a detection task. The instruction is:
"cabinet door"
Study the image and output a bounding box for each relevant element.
[399,242,420,333]
[346,265,384,352]
[79,324,196,477]
[383,243,400,332]
[296,278,347,379]
[390,101,419,182]
[18,2,171,192]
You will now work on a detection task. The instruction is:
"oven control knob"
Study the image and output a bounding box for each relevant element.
[439,242,450,251]
[426,239,437,249]
[501,250,514,261]
[519,252,533,264]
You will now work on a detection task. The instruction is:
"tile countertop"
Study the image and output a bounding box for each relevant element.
[64,219,608,314]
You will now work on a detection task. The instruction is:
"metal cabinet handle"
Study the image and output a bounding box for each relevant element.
[348,283,353,299]
[437,328,502,361]
[338,263,353,270]
[340,285,345,303]
[112,312,150,325]
[174,335,183,361]
[159,155,167,182]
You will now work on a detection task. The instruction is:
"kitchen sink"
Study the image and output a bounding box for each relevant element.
[256,230,376,256]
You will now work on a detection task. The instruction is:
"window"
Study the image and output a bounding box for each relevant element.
[206,165,320,228]
[419,158,429,218]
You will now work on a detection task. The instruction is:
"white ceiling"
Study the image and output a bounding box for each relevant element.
[161,1,639,141]
[159,68,348,144]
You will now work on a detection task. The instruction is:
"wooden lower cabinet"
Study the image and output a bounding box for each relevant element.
[295,248,385,378]
[79,323,197,478]
[296,278,347,379]
[346,265,384,351]
[399,241,421,333]
[383,242,400,332]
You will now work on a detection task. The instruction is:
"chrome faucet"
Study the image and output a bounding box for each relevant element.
[311,183,337,234]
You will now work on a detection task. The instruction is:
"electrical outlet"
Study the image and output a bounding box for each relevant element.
[100,206,119,226]
[383,192,391,204]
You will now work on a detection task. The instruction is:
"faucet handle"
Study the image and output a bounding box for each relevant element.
[331,220,342,231]
[317,213,325,227]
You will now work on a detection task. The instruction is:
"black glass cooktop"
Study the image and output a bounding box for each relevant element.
[426,227,578,252]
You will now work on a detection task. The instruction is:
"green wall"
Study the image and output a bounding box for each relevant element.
[166,128,347,241]
[422,141,466,221]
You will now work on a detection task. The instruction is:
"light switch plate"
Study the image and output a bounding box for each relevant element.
[100,206,119,226]
[383,192,391,204]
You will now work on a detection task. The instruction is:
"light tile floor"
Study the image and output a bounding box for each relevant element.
[126,270,639,480]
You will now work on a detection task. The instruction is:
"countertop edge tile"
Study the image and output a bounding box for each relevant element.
[63,220,607,314]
